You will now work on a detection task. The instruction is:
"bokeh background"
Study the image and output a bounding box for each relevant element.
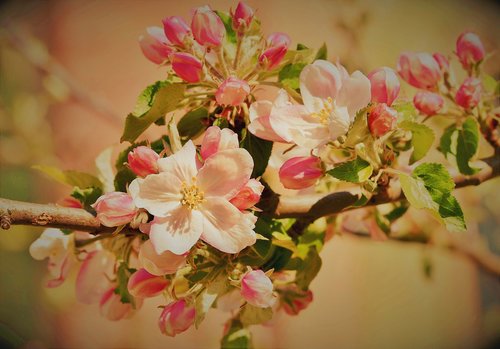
[0,0,499,348]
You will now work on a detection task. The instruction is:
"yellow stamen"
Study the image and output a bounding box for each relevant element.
[180,177,205,210]
[311,97,334,125]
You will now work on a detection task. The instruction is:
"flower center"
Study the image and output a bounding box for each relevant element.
[180,178,205,210]
[311,97,334,125]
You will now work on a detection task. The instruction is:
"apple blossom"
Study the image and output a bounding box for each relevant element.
[215,77,250,106]
[241,269,276,308]
[158,299,196,337]
[232,1,254,34]
[139,27,173,65]
[127,268,169,298]
[280,285,313,316]
[200,126,239,161]
[433,53,450,74]
[92,192,137,227]
[259,33,291,70]
[397,52,441,90]
[191,5,225,47]
[129,141,257,255]
[162,16,191,47]
[128,146,160,177]
[76,250,115,304]
[455,77,482,109]
[100,287,142,321]
[456,31,485,69]
[229,179,264,210]
[367,103,397,137]
[413,91,444,116]
[29,228,73,288]
[279,156,323,190]
[171,52,203,83]
[267,32,291,48]
[368,67,400,106]
[138,240,187,276]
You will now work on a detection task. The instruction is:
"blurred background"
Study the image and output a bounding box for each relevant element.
[0,0,499,348]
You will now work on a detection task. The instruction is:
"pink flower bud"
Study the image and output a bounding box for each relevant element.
[267,32,291,48]
[397,52,441,90]
[100,287,142,321]
[455,77,482,109]
[191,5,225,47]
[367,103,397,137]
[280,285,313,316]
[158,299,196,337]
[200,126,239,160]
[128,146,160,177]
[413,91,444,116]
[127,268,169,298]
[92,192,137,227]
[229,179,264,210]
[279,156,323,190]
[76,250,115,304]
[162,16,191,47]
[59,197,83,208]
[456,32,485,69]
[232,2,255,34]
[139,27,173,65]
[215,77,250,106]
[139,240,186,276]
[368,67,400,106]
[432,53,450,73]
[171,52,203,83]
[241,270,276,308]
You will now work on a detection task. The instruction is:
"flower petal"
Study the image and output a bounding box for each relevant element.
[300,60,342,112]
[157,140,198,181]
[337,70,371,120]
[200,198,256,253]
[129,174,182,217]
[248,100,286,142]
[198,148,253,199]
[149,207,203,255]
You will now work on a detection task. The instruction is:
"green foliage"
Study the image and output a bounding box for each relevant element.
[399,163,466,232]
[114,168,137,192]
[177,107,209,141]
[70,186,103,211]
[215,11,237,44]
[327,157,373,183]
[314,43,328,61]
[121,81,186,143]
[240,129,273,178]
[294,246,322,290]
[278,63,306,90]
[399,120,435,164]
[195,273,228,328]
[240,304,273,326]
[221,319,253,349]
[33,165,102,189]
[439,123,456,158]
[393,102,417,122]
[114,263,136,305]
[344,108,370,148]
[456,117,480,175]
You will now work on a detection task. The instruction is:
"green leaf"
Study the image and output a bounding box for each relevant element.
[439,124,457,158]
[399,120,435,164]
[314,43,328,61]
[482,74,499,95]
[296,43,309,50]
[295,246,322,290]
[240,130,273,178]
[215,11,237,44]
[114,168,137,192]
[221,319,253,349]
[70,186,103,211]
[240,305,273,326]
[399,163,466,232]
[177,107,209,141]
[114,263,136,305]
[344,108,369,147]
[327,157,373,183]
[194,273,228,328]
[121,81,186,143]
[33,165,102,189]
[456,117,480,175]
[393,102,417,122]
[278,63,306,90]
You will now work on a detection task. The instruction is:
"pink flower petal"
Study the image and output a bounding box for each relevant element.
[139,240,187,275]
[157,140,198,181]
[336,70,371,120]
[299,60,342,112]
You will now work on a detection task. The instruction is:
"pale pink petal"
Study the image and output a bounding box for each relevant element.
[337,70,371,120]
[149,208,203,255]
[200,198,256,253]
[127,268,169,298]
[129,174,182,217]
[139,240,187,275]
[300,60,342,112]
[201,126,239,160]
[198,149,253,199]
[157,140,198,181]
[327,105,351,140]
[76,250,116,304]
[248,101,286,142]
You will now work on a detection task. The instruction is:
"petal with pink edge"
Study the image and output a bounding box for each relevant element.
[300,60,342,112]
[157,140,198,180]
[337,70,371,120]
[248,101,286,142]
[129,174,182,217]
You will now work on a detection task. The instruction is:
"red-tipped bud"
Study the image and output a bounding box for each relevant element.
[191,5,225,47]
[128,146,159,178]
[139,27,173,65]
[215,77,250,106]
[455,77,482,109]
[456,32,485,69]
[368,67,400,106]
[413,91,444,116]
[171,52,203,83]
[367,103,397,137]
[232,2,255,34]
[162,16,191,48]
[397,52,441,90]
[279,156,323,190]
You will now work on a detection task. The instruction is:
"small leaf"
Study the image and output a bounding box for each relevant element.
[399,120,435,164]
[215,11,237,44]
[221,319,253,349]
[295,246,322,290]
[439,123,457,158]
[314,43,328,60]
[33,165,102,189]
[278,63,306,90]
[70,186,103,211]
[456,117,480,175]
[114,168,137,192]
[240,305,273,326]
[327,157,373,183]
[240,130,273,178]
[393,102,417,122]
[121,81,186,143]
[194,273,228,328]
[344,108,369,147]
[115,263,136,305]
[177,107,209,141]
